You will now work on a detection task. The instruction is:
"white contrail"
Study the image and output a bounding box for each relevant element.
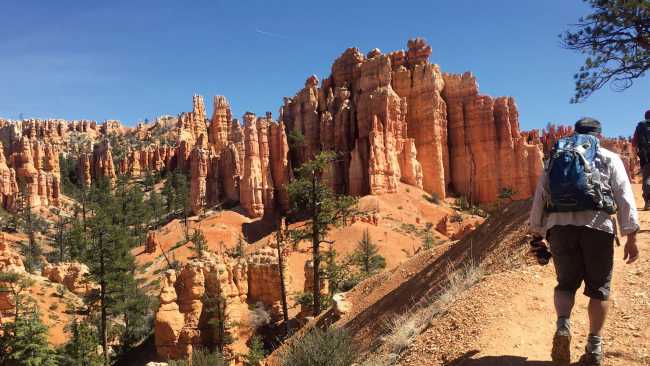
[255,28,289,39]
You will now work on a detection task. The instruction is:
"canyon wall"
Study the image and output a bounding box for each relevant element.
[279,38,542,203]
[8,38,631,214]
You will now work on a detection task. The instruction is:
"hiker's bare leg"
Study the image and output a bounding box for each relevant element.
[554,289,575,318]
[588,298,609,336]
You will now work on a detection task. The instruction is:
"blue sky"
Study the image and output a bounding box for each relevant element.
[1,0,648,137]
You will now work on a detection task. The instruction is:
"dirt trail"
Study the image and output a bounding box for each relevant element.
[451,185,650,366]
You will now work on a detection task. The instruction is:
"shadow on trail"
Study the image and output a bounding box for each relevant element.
[446,351,557,366]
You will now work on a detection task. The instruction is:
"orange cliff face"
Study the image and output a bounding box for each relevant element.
[443,74,543,202]
[280,38,543,203]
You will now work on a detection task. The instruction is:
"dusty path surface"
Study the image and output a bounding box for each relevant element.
[397,185,649,366]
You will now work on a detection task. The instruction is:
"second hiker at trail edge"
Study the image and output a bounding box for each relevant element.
[632,110,650,210]
[529,118,640,366]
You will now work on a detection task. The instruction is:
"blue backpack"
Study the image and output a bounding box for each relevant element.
[546,134,616,214]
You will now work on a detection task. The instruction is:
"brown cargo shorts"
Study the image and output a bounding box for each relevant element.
[547,225,615,300]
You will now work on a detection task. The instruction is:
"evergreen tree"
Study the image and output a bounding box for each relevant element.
[64,221,87,262]
[202,292,231,353]
[244,336,266,366]
[77,179,151,364]
[0,272,34,320]
[59,153,81,197]
[162,172,190,237]
[190,229,208,259]
[58,320,102,366]
[161,174,176,214]
[324,244,355,295]
[176,174,191,239]
[287,151,356,316]
[0,274,57,366]
[112,177,148,247]
[148,191,165,229]
[0,308,58,366]
[273,219,290,335]
[226,235,246,258]
[350,229,385,276]
[112,285,152,353]
[17,187,45,274]
[52,208,68,263]
[142,171,156,192]
[562,0,650,102]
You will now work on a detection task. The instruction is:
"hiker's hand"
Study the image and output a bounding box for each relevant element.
[624,233,639,264]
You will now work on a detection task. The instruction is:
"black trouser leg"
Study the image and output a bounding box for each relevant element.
[643,164,650,203]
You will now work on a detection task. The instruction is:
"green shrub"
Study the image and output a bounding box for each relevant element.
[498,187,516,200]
[244,335,266,366]
[168,348,226,366]
[281,328,356,366]
[294,292,333,310]
[422,230,435,250]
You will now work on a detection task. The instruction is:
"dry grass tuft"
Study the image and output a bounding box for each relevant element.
[363,261,484,365]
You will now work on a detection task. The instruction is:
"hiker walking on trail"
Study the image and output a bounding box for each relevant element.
[529,118,640,366]
[632,110,650,210]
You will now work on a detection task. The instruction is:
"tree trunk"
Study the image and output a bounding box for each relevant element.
[58,217,65,262]
[311,173,321,317]
[81,189,87,231]
[276,219,290,335]
[99,233,109,366]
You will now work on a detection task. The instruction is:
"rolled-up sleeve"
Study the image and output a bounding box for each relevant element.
[610,155,640,235]
[529,169,547,236]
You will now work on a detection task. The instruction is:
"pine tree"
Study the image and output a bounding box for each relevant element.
[113,285,152,354]
[562,0,650,102]
[148,191,165,229]
[176,174,191,239]
[244,336,266,366]
[52,208,68,263]
[350,229,386,276]
[324,244,354,295]
[287,151,356,316]
[273,219,290,335]
[190,229,208,259]
[0,272,34,321]
[203,293,231,353]
[162,174,176,214]
[162,172,191,237]
[58,319,102,366]
[77,180,151,364]
[17,186,45,274]
[0,308,58,366]
[0,275,57,366]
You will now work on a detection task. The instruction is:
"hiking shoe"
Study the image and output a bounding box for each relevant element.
[551,328,571,366]
[579,349,603,366]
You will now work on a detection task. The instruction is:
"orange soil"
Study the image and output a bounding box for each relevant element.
[400,185,650,365]
[134,183,481,309]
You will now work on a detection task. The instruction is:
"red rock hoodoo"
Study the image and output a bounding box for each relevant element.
[279,38,543,203]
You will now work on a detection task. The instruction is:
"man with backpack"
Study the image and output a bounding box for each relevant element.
[529,118,640,366]
[632,110,650,210]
